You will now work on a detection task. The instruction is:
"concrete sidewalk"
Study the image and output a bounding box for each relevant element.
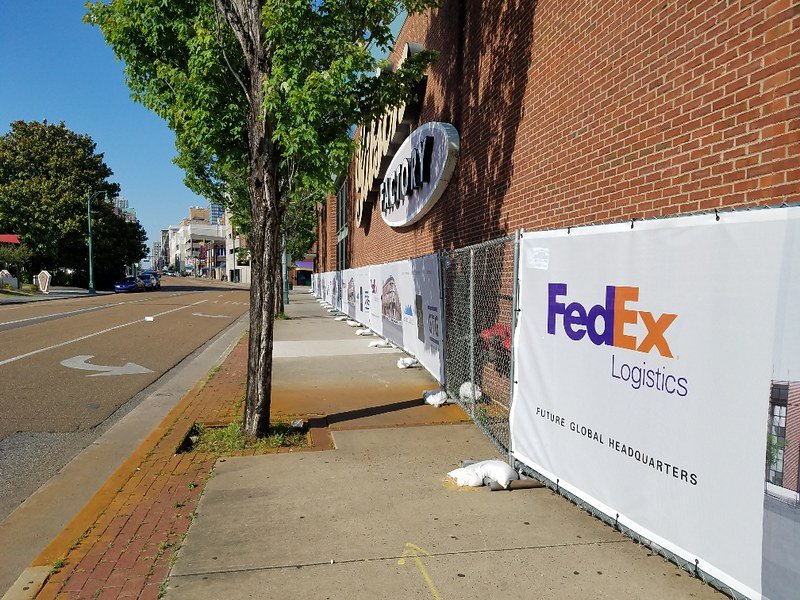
[164,291,722,599]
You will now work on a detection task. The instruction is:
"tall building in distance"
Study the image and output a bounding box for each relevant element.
[152,241,162,270]
[209,203,224,225]
[113,196,129,212]
[112,196,138,223]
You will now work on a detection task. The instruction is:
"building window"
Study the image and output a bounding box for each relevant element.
[336,179,348,270]
[768,383,788,486]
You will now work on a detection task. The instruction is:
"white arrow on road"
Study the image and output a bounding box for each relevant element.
[192,312,232,319]
[60,355,154,377]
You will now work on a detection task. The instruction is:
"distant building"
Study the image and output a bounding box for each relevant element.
[209,203,224,225]
[113,196,129,213]
[224,208,250,284]
[152,241,162,270]
[189,206,210,223]
[167,208,225,278]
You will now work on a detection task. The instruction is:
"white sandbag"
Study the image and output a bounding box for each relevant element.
[368,339,394,348]
[448,460,519,489]
[346,320,361,327]
[459,382,483,403]
[355,328,373,336]
[447,466,484,487]
[334,316,348,321]
[397,357,420,369]
[423,390,450,407]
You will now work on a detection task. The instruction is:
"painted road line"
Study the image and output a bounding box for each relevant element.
[0,300,207,368]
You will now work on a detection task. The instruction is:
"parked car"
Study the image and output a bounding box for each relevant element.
[114,276,145,293]
[139,273,160,290]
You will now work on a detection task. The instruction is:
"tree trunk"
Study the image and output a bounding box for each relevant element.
[218,0,281,438]
[243,161,280,437]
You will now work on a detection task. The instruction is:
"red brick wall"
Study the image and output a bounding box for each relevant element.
[325,0,798,268]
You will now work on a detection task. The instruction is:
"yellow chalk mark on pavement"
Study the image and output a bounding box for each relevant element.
[397,542,443,600]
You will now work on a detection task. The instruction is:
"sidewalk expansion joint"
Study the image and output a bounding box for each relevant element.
[168,539,629,578]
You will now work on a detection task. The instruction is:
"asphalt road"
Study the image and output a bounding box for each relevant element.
[0,278,250,522]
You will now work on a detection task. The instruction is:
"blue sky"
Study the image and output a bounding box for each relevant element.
[0,3,405,254]
[0,1,206,252]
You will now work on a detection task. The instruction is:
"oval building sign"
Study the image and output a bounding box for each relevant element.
[379,122,459,228]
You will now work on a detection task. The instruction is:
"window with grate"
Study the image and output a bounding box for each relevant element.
[336,179,348,270]
[768,383,788,486]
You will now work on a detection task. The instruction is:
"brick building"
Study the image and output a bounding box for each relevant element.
[318,0,798,272]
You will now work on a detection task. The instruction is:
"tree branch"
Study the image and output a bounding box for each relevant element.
[213,0,252,105]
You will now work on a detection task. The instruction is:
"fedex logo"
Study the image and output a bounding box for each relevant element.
[547,283,677,358]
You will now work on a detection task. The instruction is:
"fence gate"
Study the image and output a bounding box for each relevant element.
[441,234,519,455]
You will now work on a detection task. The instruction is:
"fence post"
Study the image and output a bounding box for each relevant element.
[507,230,522,464]
[468,247,476,418]
[437,249,447,391]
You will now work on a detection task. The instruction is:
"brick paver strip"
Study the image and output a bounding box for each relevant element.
[32,335,251,599]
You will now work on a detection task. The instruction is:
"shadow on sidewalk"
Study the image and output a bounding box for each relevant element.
[324,398,426,426]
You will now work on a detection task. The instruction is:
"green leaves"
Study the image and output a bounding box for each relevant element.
[0,120,146,287]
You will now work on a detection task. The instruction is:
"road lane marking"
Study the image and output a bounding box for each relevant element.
[397,543,442,600]
[60,355,154,377]
[192,312,232,319]
[0,300,207,368]
[0,292,196,327]
[0,300,137,327]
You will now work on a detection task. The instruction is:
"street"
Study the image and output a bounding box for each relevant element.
[0,278,250,523]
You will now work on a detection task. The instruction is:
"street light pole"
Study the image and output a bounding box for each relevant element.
[87,190,105,295]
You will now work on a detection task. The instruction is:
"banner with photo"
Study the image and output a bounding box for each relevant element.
[510,208,800,600]
[353,267,371,325]
[312,255,444,383]
[342,268,357,318]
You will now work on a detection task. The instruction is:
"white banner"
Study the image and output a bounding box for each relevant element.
[314,254,444,384]
[510,209,800,599]
[354,267,371,325]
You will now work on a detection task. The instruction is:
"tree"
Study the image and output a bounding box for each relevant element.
[87,0,436,437]
[0,242,33,288]
[0,120,147,286]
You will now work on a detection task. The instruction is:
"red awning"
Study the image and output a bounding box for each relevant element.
[0,234,20,244]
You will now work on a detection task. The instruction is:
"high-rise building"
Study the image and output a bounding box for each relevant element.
[152,241,162,270]
[113,196,129,212]
[209,203,224,225]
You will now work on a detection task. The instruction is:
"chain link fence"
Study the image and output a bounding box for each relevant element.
[441,235,519,455]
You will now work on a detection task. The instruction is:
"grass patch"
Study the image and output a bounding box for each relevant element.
[50,557,66,575]
[191,422,306,454]
[204,365,221,383]
[274,312,292,320]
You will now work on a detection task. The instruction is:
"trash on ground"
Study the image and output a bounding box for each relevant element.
[423,390,450,407]
[458,381,483,403]
[447,459,519,489]
[346,320,361,327]
[355,328,373,336]
[369,339,394,348]
[397,357,420,369]
[144,316,154,322]
[290,419,304,429]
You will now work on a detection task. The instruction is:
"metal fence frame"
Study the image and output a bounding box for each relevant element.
[440,230,745,600]
[440,234,517,456]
